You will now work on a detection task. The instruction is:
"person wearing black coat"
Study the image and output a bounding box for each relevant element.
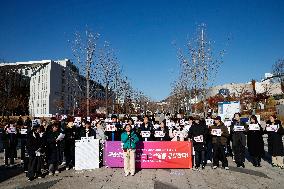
[265,115,284,168]
[26,125,44,181]
[46,124,61,175]
[155,120,170,141]
[140,116,154,141]
[79,121,96,139]
[105,115,123,141]
[247,115,264,167]
[188,117,208,170]
[2,123,18,166]
[64,122,76,170]
[19,124,32,172]
[230,113,247,168]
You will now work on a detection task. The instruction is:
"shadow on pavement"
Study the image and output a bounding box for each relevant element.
[228,166,271,179]
[0,164,24,183]
[154,181,179,189]
[18,179,61,189]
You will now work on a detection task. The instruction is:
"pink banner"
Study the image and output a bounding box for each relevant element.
[104,141,192,168]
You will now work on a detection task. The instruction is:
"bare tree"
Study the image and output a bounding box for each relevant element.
[173,24,226,113]
[272,59,284,93]
[70,29,100,116]
[94,41,124,115]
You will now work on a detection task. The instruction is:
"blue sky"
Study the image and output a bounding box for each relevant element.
[0,0,284,101]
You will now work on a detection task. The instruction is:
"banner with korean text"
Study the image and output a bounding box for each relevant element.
[104,141,192,168]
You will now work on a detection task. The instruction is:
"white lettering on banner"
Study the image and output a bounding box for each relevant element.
[193,135,203,142]
[75,139,100,170]
[249,124,260,131]
[155,131,165,138]
[180,119,185,125]
[105,124,116,132]
[141,131,151,138]
[266,125,279,132]
[20,128,27,135]
[211,129,222,136]
[233,125,245,132]
[205,119,214,126]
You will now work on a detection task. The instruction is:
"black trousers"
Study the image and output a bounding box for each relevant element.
[213,144,228,167]
[65,145,75,168]
[21,138,27,160]
[195,150,206,167]
[251,156,261,166]
[4,146,16,165]
[27,156,42,179]
[233,143,245,165]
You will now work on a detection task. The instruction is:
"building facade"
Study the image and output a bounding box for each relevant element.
[0,59,105,116]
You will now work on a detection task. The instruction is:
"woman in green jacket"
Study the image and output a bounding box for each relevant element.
[121,124,139,176]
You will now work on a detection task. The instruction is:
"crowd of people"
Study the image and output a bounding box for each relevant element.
[0,113,283,180]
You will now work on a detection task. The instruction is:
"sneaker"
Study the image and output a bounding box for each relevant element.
[66,167,70,171]
[48,172,53,176]
[61,162,66,166]
[38,176,42,179]
[131,173,135,176]
[212,166,218,169]
[27,178,32,182]
[207,160,212,164]
[55,170,60,174]
[225,167,229,170]
[202,165,205,170]
[124,173,129,177]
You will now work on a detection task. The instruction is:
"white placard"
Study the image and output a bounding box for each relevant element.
[205,119,214,126]
[7,127,16,134]
[166,120,171,126]
[74,117,82,127]
[233,125,245,132]
[173,130,182,137]
[211,129,222,136]
[131,117,138,122]
[266,125,279,132]
[180,119,185,125]
[81,136,95,140]
[105,124,116,132]
[135,121,143,127]
[20,128,28,135]
[56,133,65,141]
[91,121,96,126]
[75,139,100,170]
[193,135,204,142]
[86,117,91,122]
[141,131,151,138]
[249,124,260,131]
[154,124,160,129]
[155,131,165,137]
